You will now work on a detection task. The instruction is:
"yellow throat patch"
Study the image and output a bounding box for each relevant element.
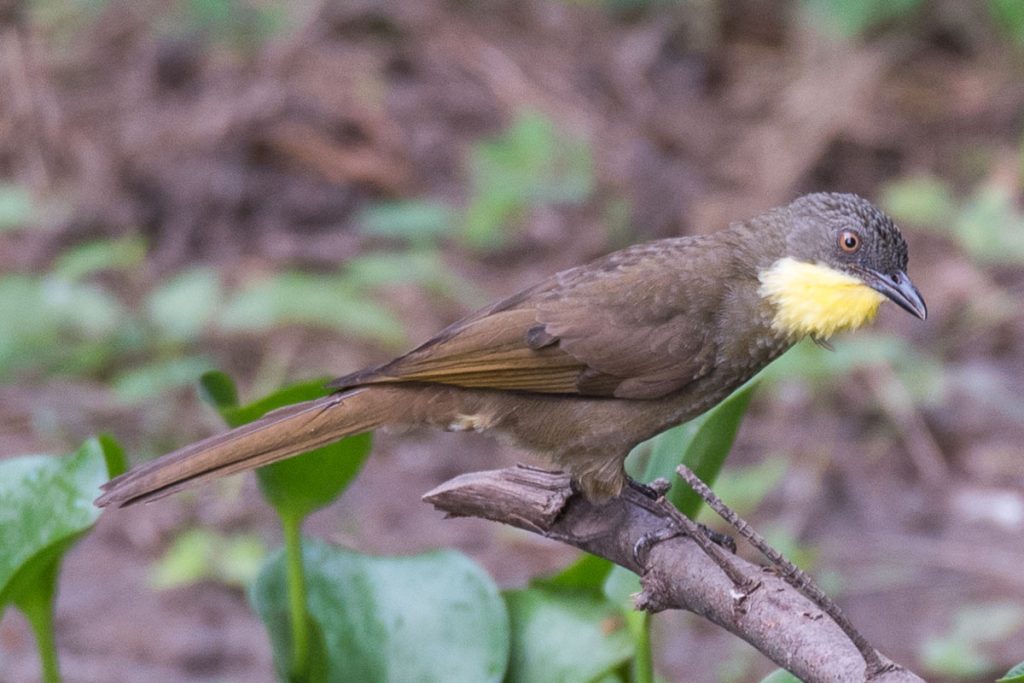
[758,257,886,339]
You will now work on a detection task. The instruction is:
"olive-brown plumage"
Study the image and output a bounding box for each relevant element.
[96,193,926,507]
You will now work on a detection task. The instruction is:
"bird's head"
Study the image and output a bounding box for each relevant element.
[757,192,927,340]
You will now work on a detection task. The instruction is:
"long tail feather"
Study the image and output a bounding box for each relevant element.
[95,389,383,508]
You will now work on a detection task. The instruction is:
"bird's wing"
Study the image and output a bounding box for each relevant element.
[330,237,732,399]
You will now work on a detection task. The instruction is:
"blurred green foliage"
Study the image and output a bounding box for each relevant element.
[171,0,291,50]
[990,0,1024,45]
[802,0,923,36]
[358,200,458,246]
[29,0,292,52]
[464,111,594,251]
[920,602,1024,678]
[0,215,474,407]
[764,335,945,407]
[359,111,597,254]
[0,184,35,231]
[884,173,1024,264]
[150,528,266,589]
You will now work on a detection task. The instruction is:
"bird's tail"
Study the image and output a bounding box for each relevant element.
[95,388,388,508]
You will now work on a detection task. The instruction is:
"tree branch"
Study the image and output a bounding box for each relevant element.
[422,465,925,683]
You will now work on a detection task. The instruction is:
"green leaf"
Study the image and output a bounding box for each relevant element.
[504,586,633,683]
[537,552,614,594]
[602,563,640,607]
[97,433,129,478]
[211,376,331,428]
[257,432,372,520]
[759,670,803,683]
[52,237,147,281]
[998,660,1024,682]
[0,438,114,609]
[198,370,240,411]
[251,540,509,682]
[146,267,222,341]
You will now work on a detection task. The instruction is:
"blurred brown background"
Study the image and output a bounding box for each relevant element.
[1,0,1023,681]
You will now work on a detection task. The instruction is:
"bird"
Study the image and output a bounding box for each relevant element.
[96,192,926,508]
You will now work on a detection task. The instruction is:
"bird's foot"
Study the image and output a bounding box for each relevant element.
[623,478,736,567]
[626,475,671,500]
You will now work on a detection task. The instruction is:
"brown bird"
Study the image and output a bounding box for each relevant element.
[96,193,926,508]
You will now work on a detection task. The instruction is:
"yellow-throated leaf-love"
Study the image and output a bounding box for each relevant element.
[97,193,926,507]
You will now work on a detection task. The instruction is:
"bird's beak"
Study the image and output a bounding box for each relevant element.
[862,269,927,320]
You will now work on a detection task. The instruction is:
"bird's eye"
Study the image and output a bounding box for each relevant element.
[838,230,861,253]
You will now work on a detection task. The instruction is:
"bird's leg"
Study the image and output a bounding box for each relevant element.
[675,464,896,678]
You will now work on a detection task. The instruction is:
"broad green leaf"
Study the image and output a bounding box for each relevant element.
[146,267,222,341]
[759,670,802,683]
[998,660,1024,682]
[0,438,115,609]
[257,432,372,520]
[504,586,633,683]
[251,540,508,682]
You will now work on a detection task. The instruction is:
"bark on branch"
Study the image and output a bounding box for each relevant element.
[422,465,925,683]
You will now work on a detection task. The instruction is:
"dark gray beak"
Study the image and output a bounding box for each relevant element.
[864,269,927,320]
